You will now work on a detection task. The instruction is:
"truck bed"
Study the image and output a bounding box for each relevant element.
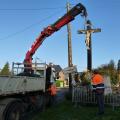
[0,76,46,96]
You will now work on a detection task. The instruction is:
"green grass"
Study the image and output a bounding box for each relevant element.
[32,100,120,120]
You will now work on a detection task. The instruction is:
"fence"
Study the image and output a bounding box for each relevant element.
[72,86,120,110]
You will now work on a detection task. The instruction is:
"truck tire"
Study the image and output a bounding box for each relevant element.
[0,98,24,120]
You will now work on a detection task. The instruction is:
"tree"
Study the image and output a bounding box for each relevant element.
[108,60,117,85]
[117,59,120,71]
[0,62,10,75]
[80,72,91,85]
[97,60,118,85]
[117,59,120,84]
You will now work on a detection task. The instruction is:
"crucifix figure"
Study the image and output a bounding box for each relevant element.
[78,20,101,71]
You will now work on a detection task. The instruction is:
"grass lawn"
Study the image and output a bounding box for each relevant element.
[32,100,120,120]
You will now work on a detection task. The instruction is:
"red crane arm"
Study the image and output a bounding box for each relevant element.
[24,3,87,65]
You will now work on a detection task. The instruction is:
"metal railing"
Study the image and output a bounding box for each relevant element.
[11,62,46,76]
[72,86,120,110]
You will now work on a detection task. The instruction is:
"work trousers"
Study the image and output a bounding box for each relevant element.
[95,92,104,114]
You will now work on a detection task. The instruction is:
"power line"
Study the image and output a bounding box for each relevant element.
[0,9,65,41]
[0,7,65,11]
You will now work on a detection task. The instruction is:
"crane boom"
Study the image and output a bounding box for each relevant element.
[24,3,87,72]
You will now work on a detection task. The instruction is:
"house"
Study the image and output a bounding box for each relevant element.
[53,65,62,79]
[58,70,65,80]
[53,64,69,87]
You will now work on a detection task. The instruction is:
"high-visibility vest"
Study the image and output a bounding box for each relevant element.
[49,85,57,96]
[91,74,104,93]
[92,74,104,85]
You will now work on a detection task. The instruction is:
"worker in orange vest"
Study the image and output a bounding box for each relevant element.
[49,83,57,96]
[91,69,105,115]
[48,83,57,105]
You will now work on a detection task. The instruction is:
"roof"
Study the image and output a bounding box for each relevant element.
[53,65,62,73]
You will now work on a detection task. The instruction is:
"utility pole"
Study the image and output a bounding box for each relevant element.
[67,2,73,94]
[78,20,101,72]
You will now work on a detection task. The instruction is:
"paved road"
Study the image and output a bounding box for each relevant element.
[56,87,68,103]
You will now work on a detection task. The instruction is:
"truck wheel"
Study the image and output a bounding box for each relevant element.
[5,100,23,120]
[0,98,24,120]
